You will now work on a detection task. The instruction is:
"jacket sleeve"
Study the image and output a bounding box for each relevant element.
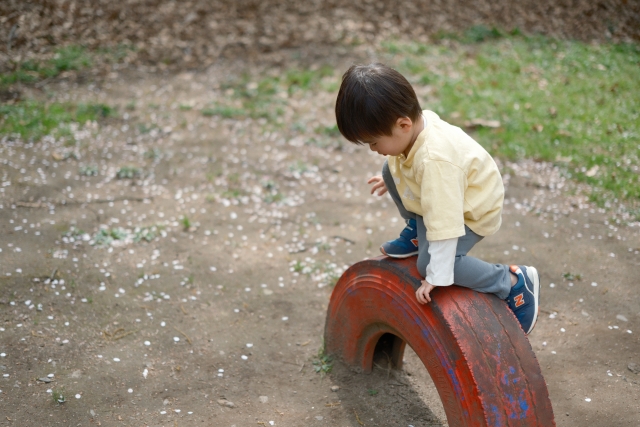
[426,237,458,286]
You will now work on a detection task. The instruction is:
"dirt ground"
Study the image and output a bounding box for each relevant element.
[1,45,640,427]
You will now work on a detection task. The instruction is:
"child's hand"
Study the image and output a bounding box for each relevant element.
[416,280,436,304]
[367,175,388,196]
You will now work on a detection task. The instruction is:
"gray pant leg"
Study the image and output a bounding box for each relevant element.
[415,223,512,299]
[382,160,511,299]
[382,160,415,221]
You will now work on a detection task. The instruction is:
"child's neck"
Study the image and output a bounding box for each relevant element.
[402,115,425,157]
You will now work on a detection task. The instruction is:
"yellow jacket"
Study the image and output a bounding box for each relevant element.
[388,111,504,241]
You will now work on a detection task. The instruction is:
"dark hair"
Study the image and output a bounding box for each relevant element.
[335,63,422,144]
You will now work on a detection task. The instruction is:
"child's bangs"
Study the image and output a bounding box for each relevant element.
[341,117,390,144]
[338,105,395,144]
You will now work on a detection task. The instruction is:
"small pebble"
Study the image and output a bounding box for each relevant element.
[217,399,235,408]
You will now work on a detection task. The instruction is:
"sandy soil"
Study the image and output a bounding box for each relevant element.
[1,53,639,427]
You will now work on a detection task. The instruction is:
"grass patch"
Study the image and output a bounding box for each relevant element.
[381,35,640,212]
[201,105,247,118]
[90,225,163,247]
[563,272,582,281]
[1,45,92,87]
[2,44,136,88]
[51,389,66,405]
[0,101,114,142]
[92,228,128,247]
[180,216,191,231]
[116,166,144,179]
[79,165,99,176]
[313,343,333,376]
[133,225,161,243]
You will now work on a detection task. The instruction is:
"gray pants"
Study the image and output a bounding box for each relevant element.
[382,161,511,299]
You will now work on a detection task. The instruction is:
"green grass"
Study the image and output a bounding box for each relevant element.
[0,101,114,142]
[51,389,66,404]
[1,46,92,87]
[133,225,161,243]
[180,216,192,231]
[201,105,247,118]
[382,35,640,212]
[313,343,333,376]
[2,44,135,87]
[79,165,99,176]
[116,166,144,179]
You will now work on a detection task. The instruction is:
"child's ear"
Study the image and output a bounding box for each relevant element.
[396,117,413,131]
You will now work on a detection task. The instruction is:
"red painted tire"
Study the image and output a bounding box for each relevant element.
[325,256,555,427]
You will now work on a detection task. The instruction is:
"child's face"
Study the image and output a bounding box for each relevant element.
[364,117,422,157]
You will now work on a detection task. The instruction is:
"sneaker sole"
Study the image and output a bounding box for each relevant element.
[524,266,540,335]
[380,247,419,259]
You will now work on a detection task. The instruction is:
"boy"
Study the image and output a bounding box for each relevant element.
[335,63,540,334]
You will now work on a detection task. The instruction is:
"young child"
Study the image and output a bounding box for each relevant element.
[335,63,540,334]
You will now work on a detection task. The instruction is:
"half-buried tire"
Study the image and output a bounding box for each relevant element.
[324,256,555,427]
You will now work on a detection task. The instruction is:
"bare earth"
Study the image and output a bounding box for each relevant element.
[1,56,639,427]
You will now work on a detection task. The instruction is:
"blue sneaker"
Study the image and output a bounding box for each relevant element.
[380,218,419,258]
[507,265,541,335]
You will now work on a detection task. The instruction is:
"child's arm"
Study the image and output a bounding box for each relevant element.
[367,175,387,196]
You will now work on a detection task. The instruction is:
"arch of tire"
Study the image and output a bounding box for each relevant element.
[324,256,555,426]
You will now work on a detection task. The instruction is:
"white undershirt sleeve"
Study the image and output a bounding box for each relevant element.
[425,237,458,287]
